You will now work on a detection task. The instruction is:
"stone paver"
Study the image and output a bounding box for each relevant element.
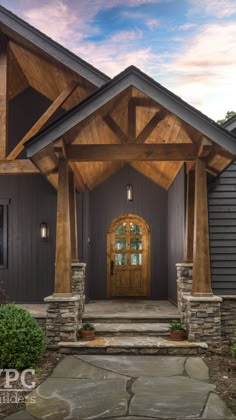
[185,357,209,381]
[27,377,128,419]
[130,376,215,418]
[51,355,127,379]
[78,355,185,377]
[3,355,235,420]
[202,392,236,419]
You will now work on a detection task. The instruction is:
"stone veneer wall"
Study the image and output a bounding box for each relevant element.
[185,295,222,353]
[44,262,86,348]
[176,263,193,324]
[221,297,236,347]
[176,262,222,353]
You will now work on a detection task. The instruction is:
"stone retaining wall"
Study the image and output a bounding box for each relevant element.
[221,297,236,347]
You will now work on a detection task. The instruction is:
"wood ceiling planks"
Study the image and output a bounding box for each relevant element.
[10,41,95,109]
[8,44,28,99]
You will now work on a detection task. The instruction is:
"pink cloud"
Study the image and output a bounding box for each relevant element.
[188,0,236,18]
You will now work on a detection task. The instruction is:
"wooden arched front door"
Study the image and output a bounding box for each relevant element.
[107,214,150,297]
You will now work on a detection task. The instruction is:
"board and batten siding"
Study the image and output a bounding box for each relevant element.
[208,160,236,295]
[89,165,168,300]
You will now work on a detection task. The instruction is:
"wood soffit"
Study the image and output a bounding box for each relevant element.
[29,86,235,191]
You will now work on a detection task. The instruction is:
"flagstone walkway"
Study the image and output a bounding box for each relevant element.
[4,355,236,420]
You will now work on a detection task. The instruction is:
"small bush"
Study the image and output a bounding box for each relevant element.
[0,304,45,369]
[81,322,95,331]
[231,344,236,359]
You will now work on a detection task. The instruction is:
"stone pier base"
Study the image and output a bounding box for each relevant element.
[185,295,222,353]
[44,262,87,348]
[176,262,225,353]
[44,295,82,349]
[221,296,236,348]
[176,263,193,324]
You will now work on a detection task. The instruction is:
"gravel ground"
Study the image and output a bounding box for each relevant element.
[0,351,63,419]
[205,354,236,415]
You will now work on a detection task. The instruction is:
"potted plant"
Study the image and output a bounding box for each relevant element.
[80,322,96,341]
[168,320,187,341]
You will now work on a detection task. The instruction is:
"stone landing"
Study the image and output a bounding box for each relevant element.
[59,336,208,355]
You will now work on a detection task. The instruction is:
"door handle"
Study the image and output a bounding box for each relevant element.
[110,260,114,275]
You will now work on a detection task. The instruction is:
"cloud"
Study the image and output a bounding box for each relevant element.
[178,23,197,31]
[145,18,161,30]
[164,22,236,119]
[188,0,236,18]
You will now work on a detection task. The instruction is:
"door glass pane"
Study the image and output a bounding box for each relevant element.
[0,206,3,265]
[130,238,142,250]
[130,223,142,235]
[130,253,142,265]
[115,238,126,250]
[115,254,127,266]
[115,223,126,235]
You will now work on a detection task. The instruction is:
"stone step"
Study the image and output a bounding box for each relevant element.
[59,336,208,356]
[93,322,170,336]
[83,315,180,324]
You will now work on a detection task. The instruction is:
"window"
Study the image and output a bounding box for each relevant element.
[0,199,9,269]
[114,220,143,266]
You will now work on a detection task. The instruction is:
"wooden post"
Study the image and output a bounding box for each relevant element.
[69,170,78,261]
[184,170,195,262]
[192,158,212,295]
[54,159,72,295]
[0,35,8,159]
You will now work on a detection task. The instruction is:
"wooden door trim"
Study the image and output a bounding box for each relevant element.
[107,213,151,298]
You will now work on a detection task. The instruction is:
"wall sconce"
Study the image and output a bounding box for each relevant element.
[40,222,49,241]
[126,184,133,202]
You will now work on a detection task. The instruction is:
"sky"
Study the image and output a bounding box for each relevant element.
[1,0,236,120]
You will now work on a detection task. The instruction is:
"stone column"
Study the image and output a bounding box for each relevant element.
[72,261,86,321]
[221,296,236,348]
[185,295,222,353]
[44,295,81,349]
[176,262,193,323]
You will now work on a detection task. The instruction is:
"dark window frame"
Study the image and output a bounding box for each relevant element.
[0,199,9,270]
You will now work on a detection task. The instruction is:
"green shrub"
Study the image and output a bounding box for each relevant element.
[0,304,45,369]
[81,322,95,331]
[168,320,187,332]
[231,343,236,359]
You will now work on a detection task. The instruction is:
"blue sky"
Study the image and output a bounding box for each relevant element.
[1,0,236,120]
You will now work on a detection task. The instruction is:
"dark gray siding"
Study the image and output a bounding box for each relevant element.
[208,160,236,295]
[89,166,168,299]
[167,166,185,303]
[0,174,56,302]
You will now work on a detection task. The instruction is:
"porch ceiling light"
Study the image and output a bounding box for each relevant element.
[127,184,133,202]
[40,222,49,241]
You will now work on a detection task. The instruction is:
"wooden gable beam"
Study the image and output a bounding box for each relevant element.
[7,80,78,160]
[69,162,85,192]
[0,159,39,174]
[128,98,136,142]
[136,110,167,144]
[103,114,128,144]
[67,143,197,162]
[197,137,212,158]
[0,34,8,159]
[132,97,160,108]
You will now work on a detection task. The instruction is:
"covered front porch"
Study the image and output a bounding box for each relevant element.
[24,66,236,351]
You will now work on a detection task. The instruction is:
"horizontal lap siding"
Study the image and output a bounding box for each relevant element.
[208,160,236,295]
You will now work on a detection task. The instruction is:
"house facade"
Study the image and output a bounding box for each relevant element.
[0,5,236,351]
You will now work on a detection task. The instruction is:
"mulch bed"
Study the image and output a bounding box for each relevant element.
[204,353,236,415]
[0,351,63,419]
